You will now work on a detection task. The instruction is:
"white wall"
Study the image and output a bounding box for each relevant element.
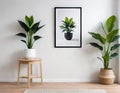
[118,0,120,83]
[0,0,118,82]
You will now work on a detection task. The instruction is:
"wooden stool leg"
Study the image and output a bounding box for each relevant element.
[40,61,43,83]
[28,63,31,87]
[30,64,32,83]
[17,62,21,85]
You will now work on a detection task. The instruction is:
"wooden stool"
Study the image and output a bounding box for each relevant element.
[17,58,43,87]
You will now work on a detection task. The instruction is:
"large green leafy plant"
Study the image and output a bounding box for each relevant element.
[89,15,120,69]
[60,17,75,33]
[16,16,45,49]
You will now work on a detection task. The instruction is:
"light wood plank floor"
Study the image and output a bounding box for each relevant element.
[0,82,120,93]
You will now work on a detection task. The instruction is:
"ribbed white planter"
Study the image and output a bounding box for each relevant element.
[24,49,36,58]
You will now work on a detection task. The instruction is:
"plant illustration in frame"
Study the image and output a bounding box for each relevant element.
[54,7,82,48]
[60,17,75,40]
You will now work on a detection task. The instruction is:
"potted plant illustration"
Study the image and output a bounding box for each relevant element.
[88,15,120,84]
[60,17,75,40]
[16,15,45,58]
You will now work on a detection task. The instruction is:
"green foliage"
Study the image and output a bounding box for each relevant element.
[16,15,45,49]
[88,15,120,69]
[106,15,116,32]
[110,53,118,58]
[88,32,106,44]
[106,29,119,43]
[60,17,75,33]
[89,43,103,50]
[111,44,120,50]
[112,35,120,42]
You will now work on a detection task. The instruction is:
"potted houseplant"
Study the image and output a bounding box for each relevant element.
[88,15,120,84]
[16,15,45,58]
[60,17,75,40]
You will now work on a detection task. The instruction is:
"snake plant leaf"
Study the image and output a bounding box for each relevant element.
[89,43,103,50]
[111,35,120,42]
[34,35,42,41]
[16,33,26,38]
[106,29,119,43]
[106,15,116,32]
[88,32,106,44]
[111,44,120,50]
[110,53,118,58]
[21,40,26,44]
[18,20,29,32]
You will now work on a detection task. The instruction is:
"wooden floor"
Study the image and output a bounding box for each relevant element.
[0,82,120,93]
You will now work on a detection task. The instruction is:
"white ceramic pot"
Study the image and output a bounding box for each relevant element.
[24,49,36,58]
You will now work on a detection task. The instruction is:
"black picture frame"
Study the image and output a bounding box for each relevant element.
[54,7,82,48]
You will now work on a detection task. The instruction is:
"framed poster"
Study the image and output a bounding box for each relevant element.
[54,7,82,48]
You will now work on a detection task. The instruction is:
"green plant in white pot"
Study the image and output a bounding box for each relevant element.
[16,15,45,58]
[88,15,120,84]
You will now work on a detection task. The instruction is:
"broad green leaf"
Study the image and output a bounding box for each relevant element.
[69,18,73,23]
[25,16,30,27]
[34,36,42,41]
[111,35,120,42]
[106,15,116,32]
[16,33,26,38]
[25,16,34,27]
[111,44,120,50]
[65,17,69,23]
[35,25,45,33]
[21,40,26,44]
[88,32,106,44]
[61,17,75,33]
[18,20,29,32]
[89,43,103,50]
[36,25,45,31]
[62,29,66,32]
[106,29,119,43]
[110,53,118,58]
[60,25,65,29]
[62,21,66,24]
[31,22,40,32]
[29,16,34,26]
